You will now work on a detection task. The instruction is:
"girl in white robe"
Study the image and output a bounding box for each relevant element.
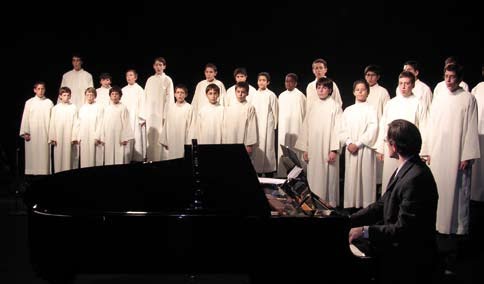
[101,87,134,165]
[19,82,53,175]
[249,72,278,176]
[48,87,79,173]
[160,84,194,160]
[295,77,342,207]
[77,87,104,168]
[339,80,378,209]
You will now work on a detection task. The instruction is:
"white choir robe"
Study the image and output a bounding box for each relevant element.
[222,100,257,147]
[366,83,390,184]
[433,80,469,103]
[60,69,93,108]
[295,97,342,207]
[395,79,433,111]
[191,79,226,117]
[306,79,342,113]
[277,88,306,177]
[122,83,146,162]
[19,96,54,175]
[77,102,104,168]
[421,87,480,235]
[160,102,194,160]
[96,86,111,108]
[194,103,224,145]
[141,73,173,162]
[339,101,378,208]
[472,82,484,201]
[248,89,278,173]
[48,103,79,173]
[376,94,427,194]
[101,103,134,165]
[225,84,257,106]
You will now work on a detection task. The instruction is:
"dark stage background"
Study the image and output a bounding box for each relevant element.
[1,0,483,177]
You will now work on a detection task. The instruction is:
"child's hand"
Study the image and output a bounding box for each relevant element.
[23,134,31,141]
[121,141,128,146]
[50,140,57,146]
[303,151,309,162]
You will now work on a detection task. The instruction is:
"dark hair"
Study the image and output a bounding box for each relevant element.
[99,72,112,80]
[403,60,420,72]
[399,70,416,85]
[257,72,271,82]
[387,119,422,157]
[444,63,464,81]
[364,64,382,76]
[109,86,123,97]
[353,79,370,93]
[175,84,189,95]
[285,73,298,82]
[316,77,333,96]
[235,81,249,93]
[205,83,220,94]
[233,67,248,77]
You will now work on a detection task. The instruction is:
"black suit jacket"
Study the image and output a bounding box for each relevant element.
[350,155,439,283]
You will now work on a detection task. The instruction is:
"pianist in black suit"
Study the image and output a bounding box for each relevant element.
[348,119,439,284]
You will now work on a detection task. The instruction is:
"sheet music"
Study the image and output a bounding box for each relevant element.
[287,166,303,180]
[258,177,286,185]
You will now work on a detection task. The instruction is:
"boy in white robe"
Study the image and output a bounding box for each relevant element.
[225,67,257,106]
[141,57,173,162]
[471,65,484,202]
[249,72,278,177]
[160,84,194,160]
[60,54,93,108]
[222,81,257,154]
[100,86,134,165]
[121,69,146,162]
[19,81,53,175]
[191,63,227,117]
[306,58,342,113]
[95,72,112,108]
[277,73,306,177]
[421,63,480,236]
[48,87,79,173]
[394,60,433,112]
[77,87,104,168]
[194,84,224,145]
[340,80,378,209]
[376,71,427,194]
[295,77,342,207]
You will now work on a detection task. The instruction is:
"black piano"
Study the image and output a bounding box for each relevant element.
[23,143,368,283]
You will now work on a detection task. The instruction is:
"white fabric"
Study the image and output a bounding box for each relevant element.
[306,79,342,113]
[191,79,226,116]
[222,100,257,146]
[60,69,93,108]
[101,103,134,165]
[376,94,427,193]
[48,103,79,173]
[339,101,378,208]
[295,97,342,207]
[19,96,53,175]
[194,103,224,145]
[77,102,104,167]
[141,73,173,162]
[160,101,194,160]
[471,82,484,201]
[121,83,146,162]
[249,89,278,173]
[422,87,480,234]
[277,88,306,177]
[96,86,111,108]
[225,84,257,106]
[395,79,433,111]
[433,80,469,100]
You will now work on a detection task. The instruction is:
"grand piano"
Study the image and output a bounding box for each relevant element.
[23,143,370,283]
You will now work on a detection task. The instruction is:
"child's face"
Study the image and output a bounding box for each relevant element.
[235,74,247,83]
[398,77,414,97]
[110,91,121,104]
[257,76,269,90]
[284,76,297,91]
[204,67,217,81]
[175,88,187,104]
[206,89,220,105]
[353,83,369,102]
[126,71,137,84]
[100,78,111,88]
[153,61,166,74]
[365,71,379,87]
[312,62,327,79]
[85,91,96,104]
[33,84,46,98]
[235,87,248,102]
[59,92,71,103]
[316,84,331,100]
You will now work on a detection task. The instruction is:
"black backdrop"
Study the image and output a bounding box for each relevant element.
[2,0,483,176]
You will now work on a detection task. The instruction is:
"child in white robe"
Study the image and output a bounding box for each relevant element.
[191,63,226,117]
[160,84,194,160]
[222,81,257,154]
[78,87,104,168]
[339,80,378,209]
[225,67,257,106]
[194,83,224,145]
[100,86,134,165]
[295,77,342,207]
[19,81,53,175]
[48,87,79,173]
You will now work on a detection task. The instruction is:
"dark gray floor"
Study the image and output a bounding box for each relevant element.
[2,187,484,284]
